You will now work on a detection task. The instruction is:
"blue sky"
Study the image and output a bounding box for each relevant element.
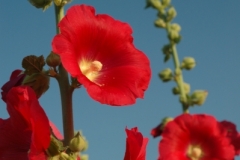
[1,1,240,159]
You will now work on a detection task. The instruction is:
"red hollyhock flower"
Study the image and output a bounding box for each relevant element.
[0,86,51,160]
[124,127,148,160]
[220,121,240,155]
[159,114,235,160]
[1,70,26,102]
[52,5,151,106]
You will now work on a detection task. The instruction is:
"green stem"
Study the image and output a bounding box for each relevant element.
[54,4,74,145]
[166,23,189,113]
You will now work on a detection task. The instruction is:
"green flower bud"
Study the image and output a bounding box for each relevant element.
[162,44,172,55]
[146,0,162,10]
[171,23,181,32]
[54,0,71,6]
[181,57,196,70]
[69,132,88,152]
[159,68,173,82]
[28,0,52,11]
[46,51,61,68]
[22,72,50,98]
[80,154,89,160]
[154,18,166,28]
[161,117,173,128]
[191,90,208,106]
[59,152,69,160]
[162,0,171,7]
[46,135,63,157]
[172,83,190,95]
[168,30,180,41]
[166,7,177,21]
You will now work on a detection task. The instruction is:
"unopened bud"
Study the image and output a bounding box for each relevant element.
[80,155,89,160]
[162,0,171,6]
[154,18,166,28]
[54,0,71,6]
[69,132,88,152]
[166,7,177,21]
[159,68,173,82]
[59,152,69,160]
[46,51,61,68]
[168,30,180,42]
[22,72,50,98]
[28,0,52,11]
[171,23,181,32]
[146,0,162,10]
[181,57,196,70]
[191,90,208,106]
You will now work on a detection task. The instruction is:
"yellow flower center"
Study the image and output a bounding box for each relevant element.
[187,145,203,160]
[79,59,102,83]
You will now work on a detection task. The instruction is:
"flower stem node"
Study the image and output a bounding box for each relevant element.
[54,0,71,6]
[190,90,208,106]
[46,51,61,68]
[181,57,196,70]
[155,18,166,28]
[146,0,163,10]
[166,7,177,21]
[69,132,88,152]
[159,68,173,82]
[28,0,52,11]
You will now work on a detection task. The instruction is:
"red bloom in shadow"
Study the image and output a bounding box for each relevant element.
[1,70,26,103]
[124,127,148,160]
[220,121,240,155]
[0,86,51,160]
[52,5,151,106]
[159,114,235,160]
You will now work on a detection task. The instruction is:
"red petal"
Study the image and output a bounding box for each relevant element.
[49,121,64,140]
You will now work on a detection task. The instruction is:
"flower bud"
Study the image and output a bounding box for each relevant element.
[151,117,173,138]
[158,68,173,82]
[59,152,69,160]
[28,0,52,11]
[172,83,190,95]
[162,0,171,6]
[181,57,196,70]
[69,132,88,152]
[171,23,181,32]
[80,154,89,160]
[146,0,162,10]
[54,0,71,6]
[46,51,61,68]
[166,7,177,21]
[168,30,180,42]
[191,90,208,106]
[154,18,166,28]
[22,72,50,98]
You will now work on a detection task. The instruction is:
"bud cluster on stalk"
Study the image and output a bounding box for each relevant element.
[146,0,208,108]
[28,0,71,11]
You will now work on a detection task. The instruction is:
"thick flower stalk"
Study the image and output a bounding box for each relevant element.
[52,5,151,106]
[159,114,236,160]
[0,86,51,159]
[124,127,149,160]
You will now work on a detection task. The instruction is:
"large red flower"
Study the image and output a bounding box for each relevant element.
[159,114,235,160]
[52,5,151,106]
[0,86,51,160]
[1,70,26,103]
[124,127,148,160]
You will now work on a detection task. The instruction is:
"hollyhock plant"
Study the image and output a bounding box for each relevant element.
[1,70,26,103]
[124,127,148,160]
[52,5,151,106]
[0,86,51,160]
[159,114,235,160]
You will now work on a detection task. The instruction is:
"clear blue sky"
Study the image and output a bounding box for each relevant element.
[1,1,240,159]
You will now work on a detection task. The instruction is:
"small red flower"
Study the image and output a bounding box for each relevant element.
[124,127,148,160]
[0,86,51,160]
[52,5,151,106]
[159,114,235,160]
[1,70,26,102]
